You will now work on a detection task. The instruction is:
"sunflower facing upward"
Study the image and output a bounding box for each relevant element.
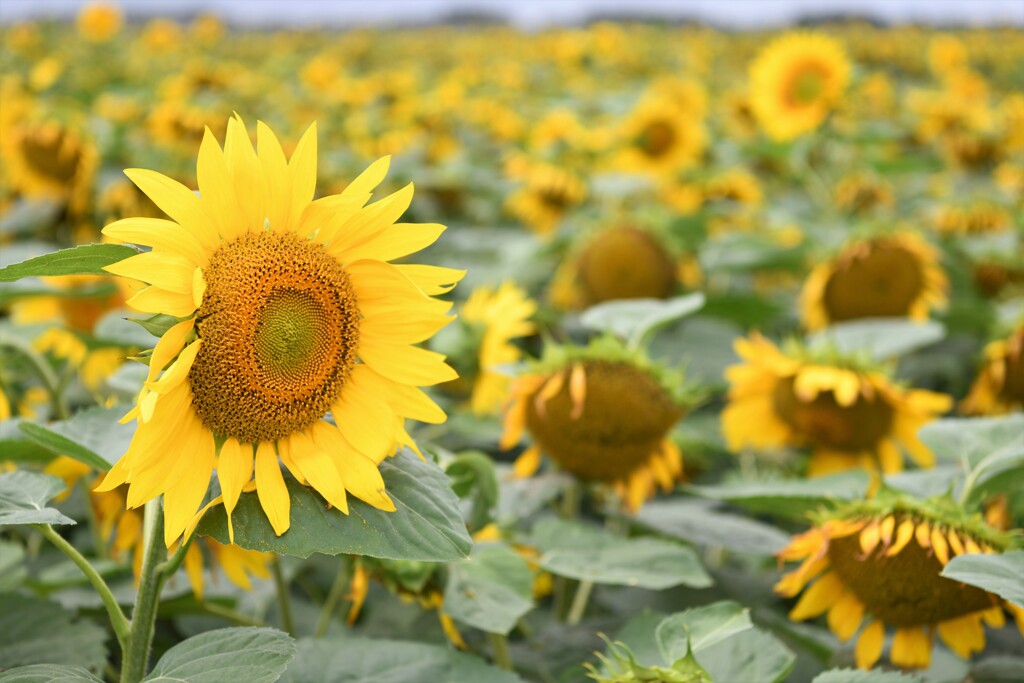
[98,116,463,547]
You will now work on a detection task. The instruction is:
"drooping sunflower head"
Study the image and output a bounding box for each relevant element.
[934,199,1012,235]
[749,32,852,141]
[505,159,587,237]
[702,167,763,207]
[615,96,706,176]
[0,115,97,211]
[833,173,895,215]
[722,333,952,476]
[776,492,1022,670]
[962,324,1024,415]
[97,115,463,547]
[550,222,681,311]
[502,337,688,511]
[800,233,948,332]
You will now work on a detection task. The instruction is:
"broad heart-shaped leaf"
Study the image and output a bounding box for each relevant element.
[919,415,1024,468]
[197,450,472,561]
[532,518,712,589]
[807,318,945,360]
[968,656,1024,683]
[0,593,107,675]
[811,669,924,682]
[281,637,523,683]
[941,551,1024,608]
[18,405,135,471]
[0,471,74,526]
[655,601,752,663]
[144,627,295,683]
[633,498,790,555]
[443,542,534,635]
[0,664,103,683]
[697,627,795,683]
[0,244,138,282]
[446,449,499,533]
[579,293,705,348]
[685,470,870,519]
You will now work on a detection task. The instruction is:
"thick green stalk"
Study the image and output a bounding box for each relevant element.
[271,555,295,636]
[34,524,130,648]
[314,560,350,637]
[0,336,69,419]
[488,632,513,671]
[566,580,594,626]
[121,499,166,683]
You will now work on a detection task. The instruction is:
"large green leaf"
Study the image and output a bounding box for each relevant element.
[0,593,107,674]
[634,499,790,555]
[0,471,74,527]
[0,664,103,683]
[969,657,1024,683]
[197,450,472,561]
[532,518,712,589]
[443,542,533,635]
[446,450,499,533]
[655,601,752,662]
[0,244,137,283]
[579,293,705,348]
[941,551,1024,608]
[17,405,134,471]
[807,319,945,360]
[144,627,295,683]
[281,637,523,683]
[698,628,796,683]
[685,471,870,518]
[0,540,27,591]
[918,415,1024,468]
[812,669,924,682]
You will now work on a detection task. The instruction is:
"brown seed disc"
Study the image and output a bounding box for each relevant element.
[577,227,676,306]
[772,376,894,452]
[822,239,925,322]
[188,231,360,444]
[828,523,997,626]
[20,127,82,183]
[525,360,682,482]
[1001,330,1024,406]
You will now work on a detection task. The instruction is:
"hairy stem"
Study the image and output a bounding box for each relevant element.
[271,555,295,636]
[314,560,350,638]
[121,499,167,683]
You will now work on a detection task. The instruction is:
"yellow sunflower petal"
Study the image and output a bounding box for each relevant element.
[513,444,542,478]
[102,217,205,267]
[217,438,253,545]
[790,572,844,620]
[358,338,457,387]
[855,620,885,670]
[937,613,986,659]
[255,441,291,536]
[891,626,932,669]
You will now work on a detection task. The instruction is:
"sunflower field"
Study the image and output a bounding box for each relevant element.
[1,3,1023,682]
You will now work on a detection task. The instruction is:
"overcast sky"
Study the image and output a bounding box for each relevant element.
[1,0,1022,28]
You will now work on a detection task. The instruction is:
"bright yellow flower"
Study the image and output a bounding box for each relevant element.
[505,160,587,237]
[97,116,463,547]
[962,325,1024,415]
[749,32,851,140]
[614,96,705,176]
[722,334,951,476]
[76,2,123,42]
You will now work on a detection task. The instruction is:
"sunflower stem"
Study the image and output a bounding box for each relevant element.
[488,631,513,671]
[121,499,167,683]
[156,532,194,579]
[0,335,69,420]
[566,580,593,626]
[271,555,295,636]
[34,523,130,649]
[200,601,265,627]
[314,560,350,637]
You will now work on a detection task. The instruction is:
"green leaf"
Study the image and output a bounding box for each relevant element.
[655,601,752,662]
[197,450,472,561]
[0,244,137,283]
[92,310,159,348]
[532,518,712,589]
[634,499,790,555]
[0,664,103,683]
[446,450,499,532]
[700,234,807,273]
[812,668,924,682]
[443,542,534,635]
[807,318,945,360]
[282,637,523,683]
[125,313,184,339]
[698,628,796,683]
[685,470,870,518]
[0,540,27,591]
[0,471,74,527]
[920,415,1024,467]
[969,657,1024,683]
[940,551,1024,608]
[18,405,134,471]
[144,627,295,683]
[579,293,705,348]
[0,593,107,674]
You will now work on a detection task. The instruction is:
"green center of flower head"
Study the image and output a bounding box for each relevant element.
[791,67,825,105]
[188,231,361,444]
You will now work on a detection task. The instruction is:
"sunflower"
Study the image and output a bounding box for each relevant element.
[614,96,706,176]
[505,160,587,237]
[550,224,681,311]
[934,200,1011,235]
[722,334,951,476]
[501,338,687,512]
[0,116,97,212]
[962,324,1024,415]
[776,494,1023,670]
[76,2,122,42]
[97,116,462,547]
[800,233,948,332]
[703,167,763,207]
[459,282,537,416]
[749,33,851,141]
[833,173,894,215]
